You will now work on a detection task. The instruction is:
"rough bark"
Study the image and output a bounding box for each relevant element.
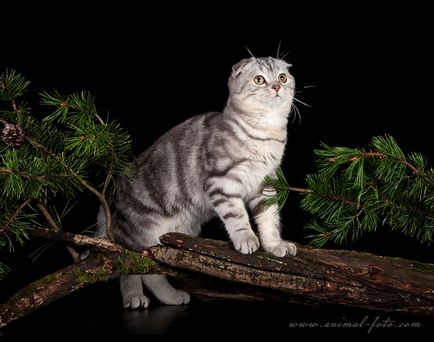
[154,233,434,315]
[1,232,433,329]
[32,226,124,252]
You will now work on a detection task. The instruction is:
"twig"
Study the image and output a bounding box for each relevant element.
[0,201,28,237]
[287,186,313,194]
[95,113,105,126]
[36,202,60,231]
[0,168,73,181]
[102,149,114,196]
[36,203,80,262]
[287,185,356,206]
[0,167,47,181]
[359,152,434,188]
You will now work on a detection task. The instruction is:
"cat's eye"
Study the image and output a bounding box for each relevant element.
[253,75,265,85]
[278,73,288,84]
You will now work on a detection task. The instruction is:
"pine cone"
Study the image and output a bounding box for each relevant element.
[2,123,25,147]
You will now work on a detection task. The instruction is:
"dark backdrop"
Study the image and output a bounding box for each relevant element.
[1,1,433,338]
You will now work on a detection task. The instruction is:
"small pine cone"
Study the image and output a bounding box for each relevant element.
[2,123,25,147]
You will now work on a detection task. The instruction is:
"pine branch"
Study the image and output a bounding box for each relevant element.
[26,137,114,240]
[338,151,434,189]
[0,148,80,201]
[266,135,434,247]
[263,168,306,210]
[1,69,135,280]
[0,70,31,127]
[0,69,30,101]
[0,201,34,253]
[1,69,134,261]
[40,91,104,125]
[0,201,29,239]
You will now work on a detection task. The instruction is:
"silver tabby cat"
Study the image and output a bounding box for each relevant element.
[97,56,297,309]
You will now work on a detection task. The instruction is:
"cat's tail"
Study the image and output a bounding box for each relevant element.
[80,205,109,260]
[95,205,110,240]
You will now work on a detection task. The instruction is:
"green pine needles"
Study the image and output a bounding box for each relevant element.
[266,135,434,247]
[0,69,132,278]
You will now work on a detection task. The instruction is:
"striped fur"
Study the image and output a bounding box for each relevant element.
[97,57,297,309]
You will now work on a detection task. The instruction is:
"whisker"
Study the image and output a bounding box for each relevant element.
[293,105,301,125]
[279,49,291,61]
[274,43,291,61]
[290,103,302,125]
[245,46,256,58]
[294,97,312,108]
[303,85,317,89]
[276,40,282,59]
[295,90,305,96]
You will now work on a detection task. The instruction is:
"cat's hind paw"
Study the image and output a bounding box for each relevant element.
[123,294,150,310]
[158,289,191,306]
[266,241,297,257]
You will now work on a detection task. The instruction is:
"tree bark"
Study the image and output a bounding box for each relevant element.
[1,231,433,329]
[154,233,434,315]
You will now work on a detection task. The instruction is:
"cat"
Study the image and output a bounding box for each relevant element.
[96,56,297,309]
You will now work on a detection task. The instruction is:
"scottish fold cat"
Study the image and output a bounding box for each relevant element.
[97,56,297,308]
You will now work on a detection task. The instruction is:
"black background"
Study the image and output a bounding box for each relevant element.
[1,1,433,338]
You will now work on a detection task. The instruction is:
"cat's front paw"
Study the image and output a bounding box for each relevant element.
[265,241,297,257]
[232,230,260,254]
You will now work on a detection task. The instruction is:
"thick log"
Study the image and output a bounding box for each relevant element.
[1,231,433,330]
[151,233,434,315]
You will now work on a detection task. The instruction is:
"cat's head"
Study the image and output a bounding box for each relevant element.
[227,57,295,117]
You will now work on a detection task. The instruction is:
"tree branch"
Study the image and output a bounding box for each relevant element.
[31,227,124,253]
[35,203,60,232]
[0,249,160,328]
[35,203,80,262]
[1,232,433,330]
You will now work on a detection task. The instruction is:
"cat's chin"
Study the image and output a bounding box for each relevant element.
[250,99,291,113]
[268,100,293,113]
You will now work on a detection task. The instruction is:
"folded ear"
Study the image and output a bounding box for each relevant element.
[231,57,254,79]
[279,59,292,70]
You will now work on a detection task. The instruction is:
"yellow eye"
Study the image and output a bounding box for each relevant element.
[253,75,265,85]
[278,73,288,84]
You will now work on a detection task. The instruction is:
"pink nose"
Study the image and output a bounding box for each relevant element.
[271,84,280,93]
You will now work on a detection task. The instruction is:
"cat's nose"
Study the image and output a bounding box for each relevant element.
[271,84,280,93]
